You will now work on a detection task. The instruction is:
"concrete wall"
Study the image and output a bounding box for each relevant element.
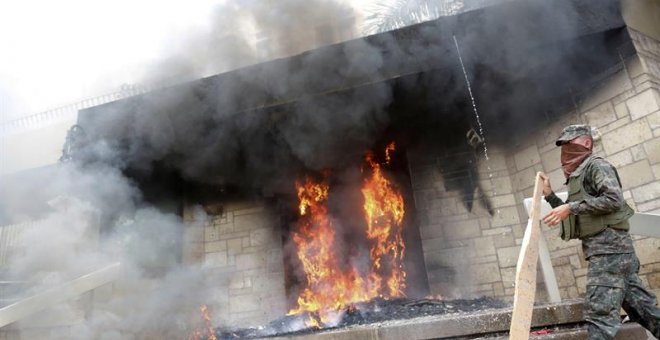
[410,28,660,302]
[181,29,660,325]
[183,199,287,328]
[408,146,519,299]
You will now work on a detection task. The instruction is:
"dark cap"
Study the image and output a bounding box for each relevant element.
[555,124,592,146]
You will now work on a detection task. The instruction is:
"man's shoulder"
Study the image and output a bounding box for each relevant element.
[585,156,621,185]
[587,156,617,171]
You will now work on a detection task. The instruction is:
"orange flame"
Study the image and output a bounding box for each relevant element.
[287,177,379,326]
[189,304,217,340]
[288,142,407,327]
[362,142,406,297]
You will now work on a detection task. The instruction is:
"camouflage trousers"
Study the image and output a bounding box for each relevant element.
[585,252,660,339]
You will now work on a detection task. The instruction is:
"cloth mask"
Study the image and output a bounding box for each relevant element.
[561,143,592,178]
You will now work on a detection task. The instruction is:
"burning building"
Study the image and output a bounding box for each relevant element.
[1,0,660,338]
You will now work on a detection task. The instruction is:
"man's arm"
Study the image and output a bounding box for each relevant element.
[544,191,564,208]
[571,159,625,215]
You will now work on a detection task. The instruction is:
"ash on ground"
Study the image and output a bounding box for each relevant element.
[214,296,509,339]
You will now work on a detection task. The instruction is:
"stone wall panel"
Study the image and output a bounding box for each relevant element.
[585,101,618,127]
[632,181,660,203]
[514,146,541,171]
[618,160,655,189]
[602,118,653,154]
[626,88,660,120]
[644,138,660,164]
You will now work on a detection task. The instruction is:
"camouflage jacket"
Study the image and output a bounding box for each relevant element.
[545,155,634,258]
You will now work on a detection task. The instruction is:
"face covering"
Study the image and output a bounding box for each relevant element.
[561,143,592,178]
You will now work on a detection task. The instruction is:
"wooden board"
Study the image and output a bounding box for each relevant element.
[0,262,120,328]
[509,172,543,339]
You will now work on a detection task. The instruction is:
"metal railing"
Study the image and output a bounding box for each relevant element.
[0,220,47,308]
[0,220,44,269]
[0,85,153,135]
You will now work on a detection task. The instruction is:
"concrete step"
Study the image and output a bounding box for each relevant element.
[267,301,656,340]
[484,323,651,340]
[269,300,584,339]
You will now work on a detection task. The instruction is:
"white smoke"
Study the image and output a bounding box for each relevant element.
[1,162,216,339]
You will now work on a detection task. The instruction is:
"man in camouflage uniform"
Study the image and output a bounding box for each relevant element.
[540,124,660,339]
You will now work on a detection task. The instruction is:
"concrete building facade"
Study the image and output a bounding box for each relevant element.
[1,0,659,336]
[182,25,660,329]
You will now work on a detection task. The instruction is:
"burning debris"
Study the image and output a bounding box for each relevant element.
[189,304,219,340]
[288,143,407,327]
[214,296,508,339]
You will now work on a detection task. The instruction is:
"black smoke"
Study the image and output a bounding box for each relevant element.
[77,0,627,197]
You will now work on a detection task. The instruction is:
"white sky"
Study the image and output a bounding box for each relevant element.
[0,0,381,123]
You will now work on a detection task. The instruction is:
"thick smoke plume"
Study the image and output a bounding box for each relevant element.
[0,0,627,337]
[1,162,214,339]
[141,0,357,86]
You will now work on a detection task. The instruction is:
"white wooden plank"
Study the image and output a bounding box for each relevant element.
[509,172,543,340]
[522,193,562,304]
[629,213,660,238]
[538,232,561,303]
[0,262,120,328]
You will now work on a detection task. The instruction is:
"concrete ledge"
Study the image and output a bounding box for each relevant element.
[268,300,585,339]
[487,323,650,340]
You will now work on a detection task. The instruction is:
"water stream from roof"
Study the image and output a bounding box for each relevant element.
[453,35,498,203]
